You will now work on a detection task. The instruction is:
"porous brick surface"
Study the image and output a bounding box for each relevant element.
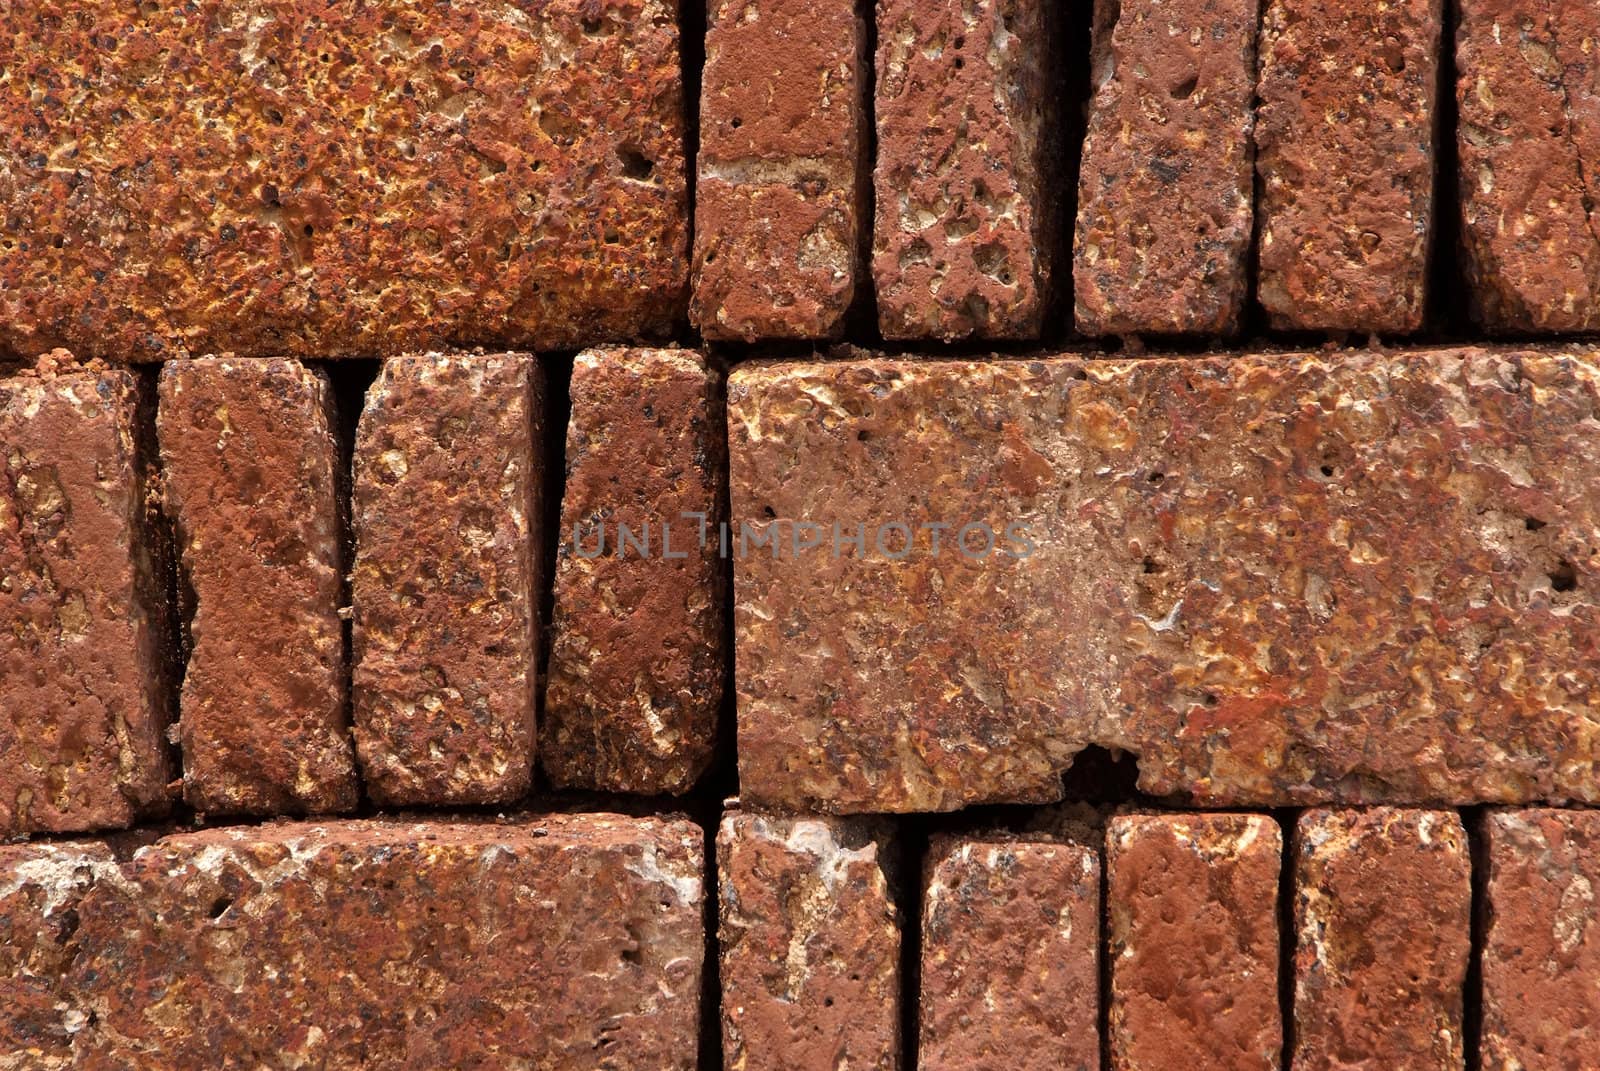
[1,365,171,837]
[1075,0,1260,337]
[544,348,725,795]
[1255,0,1443,333]
[1482,809,1600,1071]
[692,0,866,340]
[919,835,1100,1071]
[158,358,357,816]
[1108,813,1282,1071]
[0,0,686,361]
[1457,0,1600,333]
[717,812,900,1070]
[729,349,1600,812]
[1292,809,1471,1071]
[874,0,1058,340]
[351,353,543,806]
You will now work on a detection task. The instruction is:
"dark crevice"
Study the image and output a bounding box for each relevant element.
[133,365,184,800]
[1098,816,1113,1071]
[533,352,575,799]
[1427,0,1470,340]
[1240,0,1271,344]
[1463,805,1489,1071]
[1276,807,1302,1071]
[678,0,707,348]
[842,0,882,345]
[895,814,932,1071]
[1058,0,1099,345]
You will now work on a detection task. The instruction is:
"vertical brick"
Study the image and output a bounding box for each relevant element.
[873,0,1059,340]
[1108,813,1282,1071]
[920,835,1100,1071]
[692,0,867,340]
[544,348,725,794]
[1074,0,1261,336]
[717,812,900,1070]
[1255,0,1443,332]
[1456,1,1600,333]
[351,354,543,806]
[1482,809,1600,1071]
[1293,809,1470,1071]
[0,365,171,836]
[158,358,356,816]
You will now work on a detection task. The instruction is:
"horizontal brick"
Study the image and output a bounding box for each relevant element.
[1,365,171,836]
[0,0,686,361]
[159,358,357,815]
[544,348,725,794]
[351,353,543,805]
[729,349,1600,811]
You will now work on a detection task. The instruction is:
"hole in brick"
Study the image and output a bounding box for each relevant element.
[1526,517,1547,531]
[617,146,654,180]
[1170,75,1198,99]
[302,224,314,237]
[730,117,742,129]
[1147,470,1165,484]
[209,897,232,920]
[1320,464,1336,477]
[955,57,964,69]
[1142,556,1162,574]
[857,429,871,442]
[761,505,776,520]
[1551,560,1578,592]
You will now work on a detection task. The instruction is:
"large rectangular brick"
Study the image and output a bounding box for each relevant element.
[691,0,866,340]
[0,0,686,361]
[717,812,900,1070]
[728,349,1600,812]
[351,353,543,805]
[1,364,172,836]
[1074,0,1260,336]
[544,348,725,794]
[873,0,1059,340]
[1255,0,1443,332]
[1457,1,1600,333]
[1108,813,1281,1071]
[1482,809,1600,1071]
[1292,809,1471,1071]
[158,358,357,816]
[920,835,1100,1071]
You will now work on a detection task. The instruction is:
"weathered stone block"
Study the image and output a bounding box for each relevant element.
[874,0,1058,340]
[351,353,543,805]
[1,363,171,836]
[692,0,866,340]
[1108,813,1281,1071]
[0,0,687,361]
[920,835,1100,1071]
[1292,809,1470,1071]
[717,811,900,1070]
[544,348,724,795]
[158,358,357,815]
[1255,0,1443,332]
[729,349,1600,812]
[1075,0,1260,336]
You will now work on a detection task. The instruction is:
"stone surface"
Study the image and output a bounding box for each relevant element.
[717,811,900,1070]
[728,349,1600,812]
[920,835,1100,1071]
[873,0,1058,340]
[1074,0,1260,337]
[1292,808,1471,1071]
[351,353,543,806]
[1255,0,1442,333]
[0,0,686,361]
[0,363,171,837]
[159,358,357,816]
[1108,813,1281,1071]
[1457,0,1600,333]
[1482,808,1600,1071]
[692,0,866,340]
[544,348,725,795]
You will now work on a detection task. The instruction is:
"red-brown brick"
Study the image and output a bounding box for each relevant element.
[158,358,357,816]
[351,353,543,806]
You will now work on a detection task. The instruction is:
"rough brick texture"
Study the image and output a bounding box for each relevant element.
[1,365,171,837]
[1256,0,1443,333]
[692,0,866,340]
[0,0,686,361]
[920,836,1100,1071]
[351,353,543,806]
[1108,813,1282,1071]
[1482,809,1600,1071]
[1457,0,1600,333]
[544,348,725,795]
[874,0,1058,340]
[1075,0,1260,337]
[159,358,357,816]
[717,812,900,1070]
[729,349,1600,812]
[1293,809,1471,1071]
